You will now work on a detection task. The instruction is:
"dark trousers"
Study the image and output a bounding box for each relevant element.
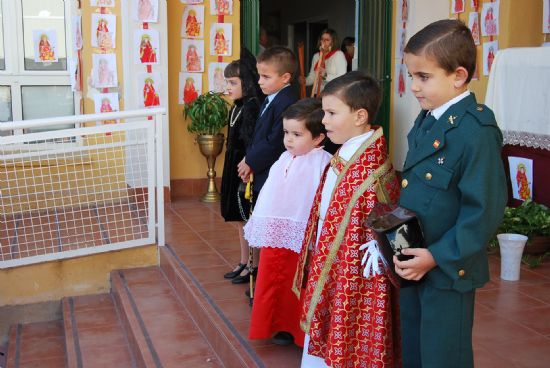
[400,282,476,368]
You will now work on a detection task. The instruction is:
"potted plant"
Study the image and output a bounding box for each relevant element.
[184,91,230,202]
[491,200,550,267]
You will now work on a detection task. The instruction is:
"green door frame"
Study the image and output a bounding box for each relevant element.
[241,0,393,143]
[357,0,393,146]
[241,0,261,55]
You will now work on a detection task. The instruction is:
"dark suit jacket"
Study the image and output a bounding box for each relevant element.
[245,85,298,193]
[399,94,507,292]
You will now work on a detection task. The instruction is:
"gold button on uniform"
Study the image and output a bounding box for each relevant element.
[401,179,408,188]
[458,269,466,277]
[425,172,433,181]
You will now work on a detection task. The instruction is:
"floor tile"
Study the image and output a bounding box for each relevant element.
[476,287,546,316]
[507,305,550,336]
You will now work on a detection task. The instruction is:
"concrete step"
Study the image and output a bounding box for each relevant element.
[159,245,264,368]
[62,294,135,367]
[111,266,224,367]
[5,321,66,368]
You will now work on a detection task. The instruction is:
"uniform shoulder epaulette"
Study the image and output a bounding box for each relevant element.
[466,103,497,126]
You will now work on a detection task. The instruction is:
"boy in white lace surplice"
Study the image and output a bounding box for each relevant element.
[244,98,332,347]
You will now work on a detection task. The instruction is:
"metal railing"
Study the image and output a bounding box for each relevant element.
[0,108,165,268]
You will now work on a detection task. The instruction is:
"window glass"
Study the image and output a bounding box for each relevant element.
[0,3,5,70]
[21,0,66,71]
[0,86,12,136]
[22,85,74,132]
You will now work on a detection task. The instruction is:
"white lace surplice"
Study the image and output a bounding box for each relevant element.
[244,148,332,253]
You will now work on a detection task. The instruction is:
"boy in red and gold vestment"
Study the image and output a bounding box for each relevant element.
[294,71,401,367]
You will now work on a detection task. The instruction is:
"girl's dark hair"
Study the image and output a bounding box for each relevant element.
[282,98,326,139]
[322,71,381,124]
[318,29,340,52]
[224,48,264,99]
[224,60,239,78]
[404,19,476,83]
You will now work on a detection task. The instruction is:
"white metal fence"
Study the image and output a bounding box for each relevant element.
[0,108,165,268]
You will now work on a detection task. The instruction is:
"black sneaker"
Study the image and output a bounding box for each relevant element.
[272,331,294,346]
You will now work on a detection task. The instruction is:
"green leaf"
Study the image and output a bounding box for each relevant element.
[183,92,229,135]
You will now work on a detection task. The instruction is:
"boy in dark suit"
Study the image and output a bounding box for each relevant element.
[237,46,298,195]
[234,46,298,284]
[395,19,507,368]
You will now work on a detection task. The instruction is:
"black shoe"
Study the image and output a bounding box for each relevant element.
[231,267,257,284]
[272,331,294,346]
[224,263,247,279]
[245,289,251,297]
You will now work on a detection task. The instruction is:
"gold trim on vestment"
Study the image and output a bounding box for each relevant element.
[302,128,392,332]
[291,128,383,299]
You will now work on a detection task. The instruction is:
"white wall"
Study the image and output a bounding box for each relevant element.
[392,0,449,170]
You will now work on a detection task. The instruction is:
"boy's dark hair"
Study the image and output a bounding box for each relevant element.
[341,36,355,52]
[322,71,382,124]
[318,28,340,52]
[282,98,326,139]
[257,46,297,80]
[224,60,239,78]
[404,19,476,83]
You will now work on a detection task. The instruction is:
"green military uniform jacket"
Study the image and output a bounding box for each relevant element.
[399,93,507,292]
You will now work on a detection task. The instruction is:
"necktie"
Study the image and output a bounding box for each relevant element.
[415,112,437,145]
[259,97,270,116]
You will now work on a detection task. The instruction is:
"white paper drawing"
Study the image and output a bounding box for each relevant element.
[93,53,118,88]
[210,23,232,56]
[208,62,229,93]
[33,29,58,63]
[508,157,533,201]
[91,13,116,49]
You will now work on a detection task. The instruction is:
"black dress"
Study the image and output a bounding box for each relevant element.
[220,97,261,221]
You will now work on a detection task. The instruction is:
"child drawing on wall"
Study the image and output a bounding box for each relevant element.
[97,58,115,87]
[487,45,495,73]
[140,34,157,63]
[186,45,201,72]
[183,77,198,104]
[96,18,113,49]
[100,97,116,125]
[213,67,226,93]
[38,34,55,61]
[143,77,160,107]
[215,0,230,15]
[214,28,229,55]
[138,0,154,22]
[186,9,201,37]
[516,163,531,201]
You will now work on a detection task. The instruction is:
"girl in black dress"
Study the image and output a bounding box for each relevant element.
[220,48,264,281]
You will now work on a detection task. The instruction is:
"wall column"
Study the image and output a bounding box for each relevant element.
[357,0,393,145]
[241,0,260,55]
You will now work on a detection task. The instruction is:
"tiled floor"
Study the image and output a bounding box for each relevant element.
[165,197,550,368]
[0,200,148,262]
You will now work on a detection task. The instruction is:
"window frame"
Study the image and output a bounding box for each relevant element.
[0,0,78,136]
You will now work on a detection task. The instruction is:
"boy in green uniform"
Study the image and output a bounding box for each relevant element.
[395,19,507,368]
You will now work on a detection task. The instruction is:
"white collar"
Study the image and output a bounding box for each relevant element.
[431,90,470,120]
[266,84,290,103]
[339,130,375,160]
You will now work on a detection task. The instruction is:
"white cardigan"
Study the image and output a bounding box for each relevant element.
[305,50,347,91]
